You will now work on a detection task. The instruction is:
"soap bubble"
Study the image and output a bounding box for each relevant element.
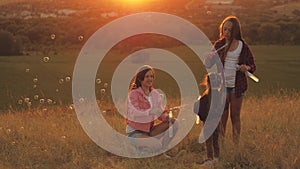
[96,78,102,84]
[43,56,50,63]
[100,88,106,95]
[27,101,32,107]
[33,94,39,100]
[39,99,45,104]
[47,99,53,105]
[59,78,64,84]
[24,97,30,103]
[79,98,85,103]
[34,95,39,100]
[78,35,84,41]
[17,100,23,104]
[65,76,71,82]
[50,33,56,40]
[103,83,108,88]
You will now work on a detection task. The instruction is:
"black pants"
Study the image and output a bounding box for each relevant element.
[205,124,220,159]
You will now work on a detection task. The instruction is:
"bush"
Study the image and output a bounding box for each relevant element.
[258,23,281,44]
[0,30,22,56]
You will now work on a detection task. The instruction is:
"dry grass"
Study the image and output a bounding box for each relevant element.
[0,91,299,169]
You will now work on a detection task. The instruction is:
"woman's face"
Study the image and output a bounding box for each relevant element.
[223,21,233,41]
[141,70,154,88]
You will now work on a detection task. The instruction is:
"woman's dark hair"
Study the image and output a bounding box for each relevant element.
[129,65,155,91]
[219,16,243,61]
[219,16,242,41]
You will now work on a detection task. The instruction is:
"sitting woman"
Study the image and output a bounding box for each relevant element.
[126,65,177,152]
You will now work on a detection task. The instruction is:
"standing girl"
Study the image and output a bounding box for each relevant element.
[205,16,256,144]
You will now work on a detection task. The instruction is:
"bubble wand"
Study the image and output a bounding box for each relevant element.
[210,43,228,55]
[236,64,259,82]
[168,110,173,138]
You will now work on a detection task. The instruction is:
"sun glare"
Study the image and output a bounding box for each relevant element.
[117,0,152,6]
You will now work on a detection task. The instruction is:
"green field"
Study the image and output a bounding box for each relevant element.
[0,45,299,110]
[0,45,299,168]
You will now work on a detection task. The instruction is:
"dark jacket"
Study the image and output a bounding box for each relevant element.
[206,38,256,97]
[194,94,210,122]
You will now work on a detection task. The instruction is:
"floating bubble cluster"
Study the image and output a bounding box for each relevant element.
[13,33,113,109]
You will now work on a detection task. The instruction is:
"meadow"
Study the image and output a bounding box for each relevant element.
[0,91,299,168]
[0,45,300,168]
[0,45,299,110]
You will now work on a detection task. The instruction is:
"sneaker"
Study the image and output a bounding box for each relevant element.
[200,159,214,167]
[162,153,172,159]
[174,149,186,157]
[212,157,219,163]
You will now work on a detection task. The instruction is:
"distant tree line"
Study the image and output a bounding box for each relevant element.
[0,17,299,56]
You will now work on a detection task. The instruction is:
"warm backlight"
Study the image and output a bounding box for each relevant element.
[117,0,153,6]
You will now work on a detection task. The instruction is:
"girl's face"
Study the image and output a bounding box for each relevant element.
[223,21,233,41]
[141,70,154,88]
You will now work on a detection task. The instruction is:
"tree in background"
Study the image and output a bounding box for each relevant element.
[0,30,22,56]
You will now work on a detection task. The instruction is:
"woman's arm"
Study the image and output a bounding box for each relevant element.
[242,43,256,73]
[204,39,226,70]
[127,91,150,117]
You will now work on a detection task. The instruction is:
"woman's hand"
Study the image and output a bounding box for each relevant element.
[149,107,163,116]
[237,64,250,73]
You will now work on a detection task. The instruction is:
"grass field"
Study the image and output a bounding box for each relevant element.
[0,45,299,110]
[0,91,299,168]
[0,45,299,168]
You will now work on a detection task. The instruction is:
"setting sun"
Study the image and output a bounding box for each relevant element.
[116,0,156,7]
